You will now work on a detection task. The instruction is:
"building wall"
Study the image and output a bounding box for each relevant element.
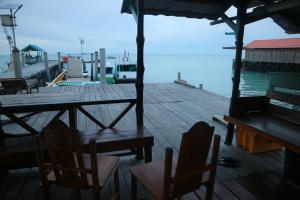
[245,49,300,64]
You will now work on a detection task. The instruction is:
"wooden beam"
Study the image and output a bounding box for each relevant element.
[108,102,136,128]
[136,0,145,129]
[211,0,300,26]
[221,14,237,33]
[225,0,247,145]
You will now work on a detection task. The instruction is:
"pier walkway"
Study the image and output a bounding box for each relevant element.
[0,83,298,200]
[0,60,58,79]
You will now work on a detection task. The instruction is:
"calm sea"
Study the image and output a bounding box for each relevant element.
[0,54,271,97]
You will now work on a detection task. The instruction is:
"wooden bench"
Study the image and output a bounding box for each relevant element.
[0,78,39,94]
[224,73,300,182]
[0,129,154,170]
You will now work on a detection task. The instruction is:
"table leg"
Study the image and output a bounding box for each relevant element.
[69,107,77,129]
[144,146,152,163]
[131,174,137,200]
[136,148,144,160]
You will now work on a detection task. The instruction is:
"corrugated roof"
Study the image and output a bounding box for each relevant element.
[244,38,300,49]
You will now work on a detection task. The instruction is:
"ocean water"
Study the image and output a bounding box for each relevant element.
[0,54,272,97]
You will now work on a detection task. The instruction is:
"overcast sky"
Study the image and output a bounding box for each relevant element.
[0,0,299,55]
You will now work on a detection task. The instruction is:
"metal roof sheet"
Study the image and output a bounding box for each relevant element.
[245,38,300,49]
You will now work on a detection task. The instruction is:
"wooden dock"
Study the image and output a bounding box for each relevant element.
[0,61,57,79]
[0,61,61,88]
[0,83,299,199]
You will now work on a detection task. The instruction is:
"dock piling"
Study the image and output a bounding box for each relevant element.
[21,52,25,68]
[94,51,99,81]
[99,48,106,84]
[177,72,181,81]
[44,52,51,82]
[57,52,62,72]
[90,53,94,81]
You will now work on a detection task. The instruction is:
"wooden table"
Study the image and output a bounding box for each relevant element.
[0,93,154,169]
[0,93,137,134]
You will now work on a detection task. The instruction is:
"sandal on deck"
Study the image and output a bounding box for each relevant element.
[218,156,241,168]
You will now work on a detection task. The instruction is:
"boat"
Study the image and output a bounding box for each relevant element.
[114,50,136,84]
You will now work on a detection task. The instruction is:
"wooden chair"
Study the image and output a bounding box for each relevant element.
[33,120,120,200]
[130,121,220,200]
[0,78,39,94]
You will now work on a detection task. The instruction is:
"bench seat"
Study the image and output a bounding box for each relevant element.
[225,113,300,154]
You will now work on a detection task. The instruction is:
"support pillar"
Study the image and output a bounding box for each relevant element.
[136,0,145,129]
[57,52,62,72]
[21,52,25,68]
[225,1,247,145]
[99,48,106,84]
[44,52,51,82]
[94,52,99,81]
[12,48,22,78]
[90,53,94,81]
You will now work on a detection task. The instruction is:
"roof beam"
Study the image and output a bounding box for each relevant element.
[220,14,237,32]
[211,0,300,26]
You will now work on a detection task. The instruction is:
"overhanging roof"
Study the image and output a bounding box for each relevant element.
[121,0,300,34]
[121,0,233,20]
[21,44,44,52]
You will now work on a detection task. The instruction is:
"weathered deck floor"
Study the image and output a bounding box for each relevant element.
[1,83,299,199]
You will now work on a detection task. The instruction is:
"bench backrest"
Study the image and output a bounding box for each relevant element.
[266,73,300,124]
[0,78,28,94]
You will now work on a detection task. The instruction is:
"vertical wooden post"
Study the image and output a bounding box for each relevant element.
[225,1,247,145]
[44,52,51,82]
[12,48,23,78]
[90,53,94,81]
[136,0,145,129]
[21,52,25,68]
[99,48,106,84]
[0,103,4,146]
[57,52,62,72]
[94,52,99,81]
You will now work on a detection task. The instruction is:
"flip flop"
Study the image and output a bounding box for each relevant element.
[218,156,241,168]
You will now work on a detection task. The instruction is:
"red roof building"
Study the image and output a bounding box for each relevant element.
[245,38,300,49]
[244,38,300,65]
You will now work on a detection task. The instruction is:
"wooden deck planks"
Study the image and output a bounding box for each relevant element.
[1,82,298,200]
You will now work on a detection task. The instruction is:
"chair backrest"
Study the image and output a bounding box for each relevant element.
[34,120,92,189]
[0,78,28,94]
[171,121,215,197]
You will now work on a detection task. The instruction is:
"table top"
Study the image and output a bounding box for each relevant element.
[0,93,136,113]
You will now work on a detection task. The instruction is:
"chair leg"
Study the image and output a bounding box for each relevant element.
[131,174,137,200]
[205,181,215,200]
[41,183,51,200]
[75,189,81,200]
[113,169,120,200]
[92,187,101,200]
